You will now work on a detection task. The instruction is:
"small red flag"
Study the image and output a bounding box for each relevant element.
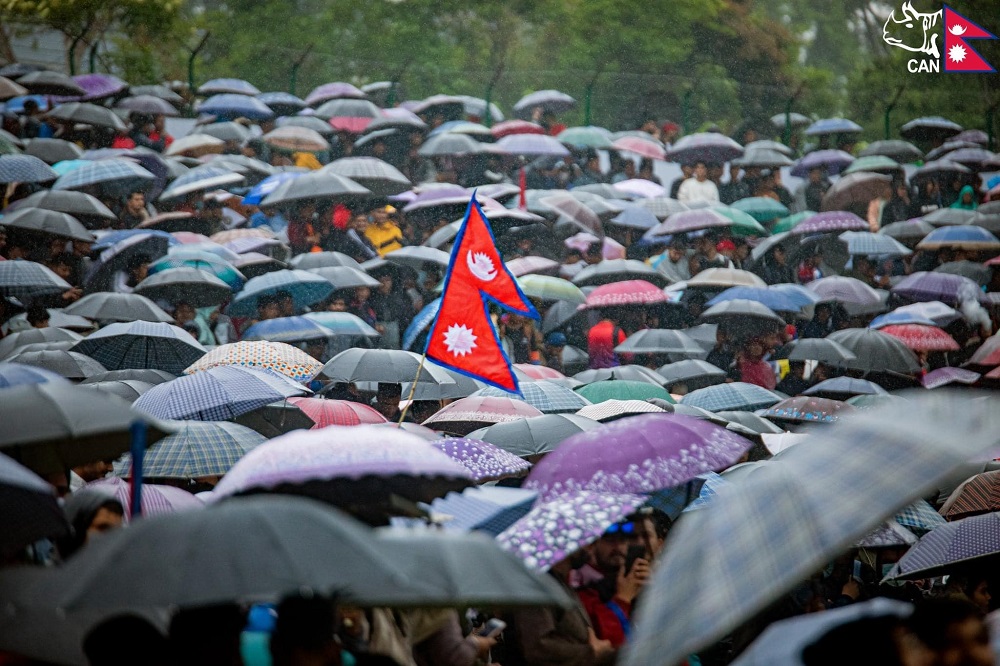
[425,194,538,392]
[943,6,997,73]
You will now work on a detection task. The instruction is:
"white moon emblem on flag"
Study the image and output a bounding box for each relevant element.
[467,251,497,281]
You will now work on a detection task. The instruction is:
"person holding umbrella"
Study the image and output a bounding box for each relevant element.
[803,166,832,212]
[677,162,719,205]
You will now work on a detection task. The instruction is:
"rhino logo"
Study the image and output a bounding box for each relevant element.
[883,2,943,60]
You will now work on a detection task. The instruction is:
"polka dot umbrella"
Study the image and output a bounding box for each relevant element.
[184,341,323,383]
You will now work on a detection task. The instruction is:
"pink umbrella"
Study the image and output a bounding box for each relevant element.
[329,117,372,134]
[423,396,543,435]
[584,280,669,308]
[491,120,546,139]
[514,364,567,381]
[880,324,960,352]
[171,231,211,245]
[88,477,203,522]
[286,397,388,428]
[613,179,666,198]
[612,136,666,160]
[506,256,560,277]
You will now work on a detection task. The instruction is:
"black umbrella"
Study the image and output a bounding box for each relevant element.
[116,95,180,117]
[260,171,371,208]
[0,452,69,556]
[572,259,667,287]
[858,140,923,163]
[63,293,174,323]
[233,401,317,438]
[574,365,667,386]
[657,360,727,390]
[133,267,232,308]
[0,207,94,242]
[46,102,126,131]
[80,369,176,385]
[17,71,85,96]
[900,116,963,142]
[13,189,116,221]
[469,414,601,457]
[774,338,857,364]
[0,382,167,476]
[828,328,921,375]
[23,138,83,164]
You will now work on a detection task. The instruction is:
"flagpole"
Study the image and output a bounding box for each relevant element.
[397,352,428,426]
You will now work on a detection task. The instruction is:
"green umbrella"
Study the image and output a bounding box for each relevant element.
[731,197,789,224]
[516,274,586,305]
[771,211,815,234]
[556,126,614,149]
[575,380,675,404]
[843,155,901,175]
[709,206,768,236]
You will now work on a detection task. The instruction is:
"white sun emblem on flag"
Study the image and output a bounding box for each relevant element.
[443,323,477,356]
[949,44,968,63]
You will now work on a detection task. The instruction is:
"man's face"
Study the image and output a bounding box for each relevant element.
[373,208,388,224]
[694,164,708,181]
[127,193,145,213]
[258,302,280,321]
[87,507,123,542]
[668,246,685,262]
[591,534,629,574]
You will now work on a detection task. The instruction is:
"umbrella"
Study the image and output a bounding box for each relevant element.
[583,280,668,308]
[790,150,855,178]
[731,196,789,222]
[700,299,784,337]
[611,135,666,160]
[77,379,156,403]
[241,316,337,343]
[52,158,156,195]
[262,126,329,153]
[827,328,921,374]
[185,341,322,383]
[0,452,69,556]
[934,261,992,287]
[667,133,744,164]
[574,365,667,385]
[426,485,538,535]
[859,140,923,162]
[922,208,978,227]
[211,424,472,506]
[4,350,106,380]
[608,205,660,231]
[133,267,231,308]
[430,437,531,482]
[900,116,963,141]
[158,165,244,200]
[322,157,411,196]
[762,396,854,424]
[940,147,998,170]
[240,171,305,206]
[197,78,259,96]
[880,324,959,352]
[708,286,812,313]
[821,172,892,211]
[886,512,1000,581]
[497,490,647,571]
[63,293,173,323]
[879,218,935,244]
[0,76,27,100]
[922,367,981,390]
[80,369,175,386]
[625,392,1000,666]
[940,470,1000,520]
[70,321,207,376]
[687,267,766,289]
[917,225,1000,251]
[575,399,666,422]
[714,411,784,435]
[792,210,870,235]
[0,154,57,183]
[842,155,903,175]
[491,134,571,157]
[644,208,732,238]
[613,329,706,357]
[470,414,600,458]
[164,134,225,158]
[839,231,911,256]
[473,382,590,414]
[46,102,125,131]
[12,190,115,220]
[284,397,386,428]
[572,260,666,288]
[133,365,308,421]
[0,327,83,360]
[635,197,689,221]
[657,360,727,390]
[539,192,603,237]
[891,271,982,306]
[804,117,863,135]
[513,90,577,118]
[490,119,546,138]
[515,274,585,305]
[302,312,380,338]
[321,348,456,387]
[17,71,85,96]
[681,382,783,412]
[802,377,887,402]
[261,171,371,208]
[116,95,180,117]
[23,138,83,164]
[289,251,363,272]
[417,133,483,157]
[0,382,167,476]
[0,362,67,389]
[575,380,674,404]
[305,82,366,106]
[556,126,614,149]
[506,256,560,278]
[806,275,881,305]
[149,251,244,291]
[226,269,333,318]
[198,94,273,120]
[912,159,972,180]
[114,420,265,480]
[383,246,450,271]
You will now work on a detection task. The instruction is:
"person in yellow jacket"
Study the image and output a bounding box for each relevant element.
[364,205,404,256]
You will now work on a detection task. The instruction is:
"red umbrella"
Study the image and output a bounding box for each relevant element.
[286,397,388,428]
[612,136,666,161]
[584,280,669,308]
[514,363,567,381]
[491,120,546,139]
[422,396,542,435]
[880,324,959,352]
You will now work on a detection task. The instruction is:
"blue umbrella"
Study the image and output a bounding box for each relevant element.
[149,252,245,291]
[132,365,309,421]
[707,286,806,313]
[52,158,156,194]
[3,95,49,114]
[768,284,820,309]
[609,205,659,230]
[227,269,333,318]
[300,312,380,338]
[241,171,304,206]
[70,321,208,376]
[0,362,68,389]
[242,316,337,343]
[427,485,538,536]
[917,225,1000,251]
[92,229,177,252]
[680,382,783,412]
[804,118,863,136]
[0,154,57,183]
[197,78,260,96]
[869,310,938,329]
[198,94,273,121]
[402,297,441,351]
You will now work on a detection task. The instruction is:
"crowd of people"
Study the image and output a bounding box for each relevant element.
[0,69,999,666]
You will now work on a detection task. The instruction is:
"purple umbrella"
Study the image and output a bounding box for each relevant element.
[211,425,473,506]
[522,413,753,500]
[790,150,856,178]
[792,210,868,235]
[401,186,469,213]
[490,134,570,157]
[644,208,731,238]
[891,271,983,306]
[497,491,647,571]
[885,512,1000,580]
[922,367,980,390]
[667,133,744,165]
[88,476,203,521]
[430,437,531,482]
[305,82,367,107]
[51,74,127,103]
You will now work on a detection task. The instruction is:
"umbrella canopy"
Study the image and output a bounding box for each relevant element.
[472,382,590,415]
[571,259,666,288]
[839,231,911,256]
[792,210,869,235]
[0,382,166,476]
[305,82,366,106]
[18,71,85,96]
[417,133,483,157]
[0,155,57,183]
[322,157,411,196]
[469,414,601,458]
[198,94,273,120]
[114,420,265,480]
[212,425,472,506]
[583,280,668,308]
[805,117,863,135]
[116,94,180,117]
[260,171,371,208]
[383,246,451,270]
[891,271,983,306]
[227,269,333,318]
[859,140,923,162]
[497,491,649,571]
[0,362,67,389]
[0,451,69,556]
[185,340,322,383]
[70,321,207,376]
[731,196,789,222]
[63,292,173,323]
[425,485,538,536]
[827,328,921,374]
[158,165,245,200]
[708,285,815,313]
[290,250,363,271]
[133,365,309,421]
[575,380,674,404]
[687,267,767,289]
[165,133,225,158]
[879,218,935,244]
[608,205,660,231]
[24,138,83,164]
[645,208,736,238]
[52,158,156,195]
[423,396,543,435]
[681,382,783,412]
[4,350,106,380]
[803,377,888,401]
[78,379,155,403]
[922,208,979,227]
[940,470,1000,520]
[0,76,27,100]
[700,299,784,336]
[197,78,259,95]
[430,437,531,482]
[922,367,981,390]
[900,115,962,141]
[934,261,992,287]
[13,189,115,220]
[80,369,175,386]
[761,396,854,424]
[613,329,706,357]
[301,312,380,338]
[516,274,586,304]
[880,324,960,352]
[285,396,387,428]
[46,102,125,131]
[657,360,726,390]
[538,192,603,237]
[262,126,329,153]
[886,512,1000,581]
[133,267,232,308]
[667,132,744,164]
[556,126,614,149]
[731,147,793,170]
[917,225,1000,251]
[513,90,577,118]
[790,150,856,178]
[322,348,455,386]
[842,155,902,175]
[575,399,666,422]
[0,327,83,360]
[242,316,335,343]
[821,172,892,211]
[611,135,666,160]
[574,365,667,386]
[806,275,881,305]
[491,134,571,157]
[625,393,1000,666]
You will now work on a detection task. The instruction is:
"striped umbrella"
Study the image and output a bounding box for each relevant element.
[473,381,590,414]
[880,324,960,352]
[70,321,207,375]
[940,470,1000,520]
[87,477,202,522]
[184,341,322,383]
[285,397,387,428]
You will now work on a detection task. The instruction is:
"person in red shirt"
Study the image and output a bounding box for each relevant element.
[588,318,626,369]
[733,336,777,390]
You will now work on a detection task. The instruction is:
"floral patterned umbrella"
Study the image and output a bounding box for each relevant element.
[285,397,387,428]
[523,413,753,500]
[184,341,323,383]
[583,280,668,308]
[422,396,543,436]
[761,396,854,424]
[880,324,960,352]
[430,437,531,482]
[497,490,647,571]
[921,367,980,390]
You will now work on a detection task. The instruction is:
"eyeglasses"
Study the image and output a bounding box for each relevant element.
[605,522,635,536]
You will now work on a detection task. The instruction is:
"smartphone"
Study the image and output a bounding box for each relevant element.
[624,545,647,575]
[478,618,506,639]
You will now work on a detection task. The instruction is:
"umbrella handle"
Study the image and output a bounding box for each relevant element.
[129,421,147,519]
[396,353,428,426]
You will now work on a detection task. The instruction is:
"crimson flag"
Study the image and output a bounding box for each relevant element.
[425,194,538,392]
[943,6,997,73]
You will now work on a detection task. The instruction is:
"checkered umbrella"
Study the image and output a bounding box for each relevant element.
[894,499,947,536]
[133,365,309,421]
[0,451,68,556]
[426,486,538,536]
[70,321,207,375]
[114,420,265,480]
[0,261,71,300]
[0,155,57,183]
[839,231,912,256]
[886,512,1000,581]
[51,158,156,195]
[87,476,203,522]
[184,341,322,383]
[473,381,590,414]
[625,392,1000,666]
[680,382,783,412]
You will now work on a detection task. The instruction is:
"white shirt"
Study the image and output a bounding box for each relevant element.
[677,177,720,204]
